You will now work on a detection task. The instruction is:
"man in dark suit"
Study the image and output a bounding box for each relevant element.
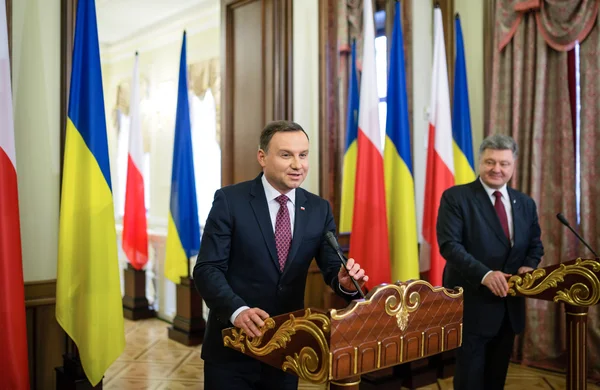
[193,120,369,390]
[436,134,544,390]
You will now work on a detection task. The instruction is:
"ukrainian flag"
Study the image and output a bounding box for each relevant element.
[55,0,124,385]
[339,40,359,233]
[384,2,419,282]
[452,15,476,185]
[164,32,200,284]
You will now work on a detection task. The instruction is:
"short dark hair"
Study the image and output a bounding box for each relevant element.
[479,134,519,159]
[259,120,309,152]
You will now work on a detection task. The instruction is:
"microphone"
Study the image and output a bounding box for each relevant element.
[556,213,599,258]
[324,231,366,299]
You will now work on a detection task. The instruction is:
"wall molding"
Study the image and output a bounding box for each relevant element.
[100,4,219,65]
[25,279,57,307]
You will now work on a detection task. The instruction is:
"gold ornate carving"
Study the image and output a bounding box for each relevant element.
[223,309,331,384]
[330,280,463,333]
[280,310,330,383]
[507,258,600,306]
[223,317,278,354]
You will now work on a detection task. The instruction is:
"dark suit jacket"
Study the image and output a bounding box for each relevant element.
[194,174,350,362]
[436,179,544,336]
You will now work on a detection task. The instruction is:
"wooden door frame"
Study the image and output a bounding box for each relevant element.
[220,0,293,186]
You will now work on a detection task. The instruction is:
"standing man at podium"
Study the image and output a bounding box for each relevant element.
[436,134,544,390]
[194,120,369,390]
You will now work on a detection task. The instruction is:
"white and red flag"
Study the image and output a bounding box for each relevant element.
[0,0,30,386]
[421,7,455,286]
[348,0,391,289]
[122,53,149,270]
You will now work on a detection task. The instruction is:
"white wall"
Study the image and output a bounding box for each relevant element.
[12,0,61,282]
[293,0,319,195]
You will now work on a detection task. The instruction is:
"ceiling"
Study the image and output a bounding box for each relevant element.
[96,0,218,45]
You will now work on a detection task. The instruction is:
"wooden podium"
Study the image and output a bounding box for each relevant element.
[507,257,600,390]
[221,280,463,389]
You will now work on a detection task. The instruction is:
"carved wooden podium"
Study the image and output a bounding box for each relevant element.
[507,258,600,390]
[222,280,463,389]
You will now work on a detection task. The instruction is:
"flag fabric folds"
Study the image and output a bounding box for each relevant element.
[422,7,455,287]
[339,40,359,234]
[452,15,476,185]
[55,0,125,386]
[0,1,30,387]
[349,0,391,290]
[164,32,200,284]
[384,1,419,283]
[122,53,149,270]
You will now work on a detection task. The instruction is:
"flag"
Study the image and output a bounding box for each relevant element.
[164,32,200,284]
[452,15,476,185]
[122,53,149,270]
[55,0,125,386]
[349,0,391,290]
[422,7,455,287]
[0,1,30,387]
[384,1,419,283]
[339,40,359,234]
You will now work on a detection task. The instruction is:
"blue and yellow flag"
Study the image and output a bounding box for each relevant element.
[55,0,125,385]
[339,40,359,233]
[452,15,476,185]
[165,32,200,284]
[384,2,419,282]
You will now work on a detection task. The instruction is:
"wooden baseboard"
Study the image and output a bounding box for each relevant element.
[25,279,67,390]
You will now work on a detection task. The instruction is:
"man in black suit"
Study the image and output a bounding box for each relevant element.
[436,134,544,390]
[193,120,369,390]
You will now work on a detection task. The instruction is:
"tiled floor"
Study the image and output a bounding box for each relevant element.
[105,318,600,389]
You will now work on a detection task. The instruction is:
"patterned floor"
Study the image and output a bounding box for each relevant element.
[104,318,600,389]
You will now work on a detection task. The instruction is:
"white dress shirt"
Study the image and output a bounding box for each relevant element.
[479,178,514,284]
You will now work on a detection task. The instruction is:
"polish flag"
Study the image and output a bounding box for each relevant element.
[122,53,148,270]
[349,0,391,290]
[0,0,30,386]
[421,7,455,286]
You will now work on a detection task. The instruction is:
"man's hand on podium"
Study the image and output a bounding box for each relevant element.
[338,258,369,293]
[482,270,512,297]
[517,266,534,274]
[234,307,269,338]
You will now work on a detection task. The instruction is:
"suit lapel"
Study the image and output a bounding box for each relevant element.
[282,189,308,276]
[249,176,280,271]
[508,188,522,249]
[472,180,511,248]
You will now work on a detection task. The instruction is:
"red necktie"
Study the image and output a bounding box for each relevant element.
[274,195,292,271]
[493,191,510,240]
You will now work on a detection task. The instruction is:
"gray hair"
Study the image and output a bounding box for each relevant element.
[479,134,519,159]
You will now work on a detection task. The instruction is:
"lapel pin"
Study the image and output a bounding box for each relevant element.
[513,200,516,204]
[300,206,305,211]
